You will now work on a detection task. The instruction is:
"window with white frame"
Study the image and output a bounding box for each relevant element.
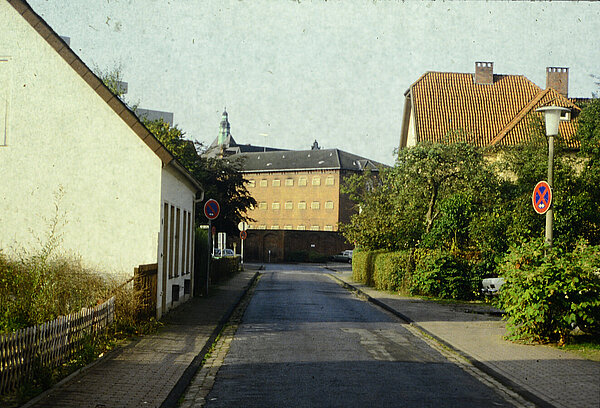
[325,201,334,209]
[272,202,280,210]
[272,179,281,187]
[311,201,320,210]
[297,225,306,230]
[258,201,267,210]
[260,179,268,187]
[298,201,307,210]
[310,225,319,231]
[284,201,293,210]
[312,177,321,186]
[325,176,335,186]
[324,225,333,231]
[247,179,256,188]
[285,178,294,186]
[298,176,307,186]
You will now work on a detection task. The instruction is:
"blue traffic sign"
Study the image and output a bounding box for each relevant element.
[204,199,220,220]
[532,181,552,215]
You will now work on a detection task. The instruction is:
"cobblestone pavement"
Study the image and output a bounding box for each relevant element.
[329,266,600,408]
[23,269,259,408]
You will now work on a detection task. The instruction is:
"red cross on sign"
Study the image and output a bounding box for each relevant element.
[532,181,552,215]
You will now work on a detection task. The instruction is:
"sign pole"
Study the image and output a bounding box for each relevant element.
[241,234,244,269]
[207,219,211,296]
[545,135,554,249]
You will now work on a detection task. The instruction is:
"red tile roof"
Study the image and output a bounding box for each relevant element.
[409,71,581,149]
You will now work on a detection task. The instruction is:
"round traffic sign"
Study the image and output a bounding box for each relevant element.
[532,181,552,215]
[238,221,249,231]
[240,230,247,240]
[204,199,220,220]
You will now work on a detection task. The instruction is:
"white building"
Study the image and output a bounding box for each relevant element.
[0,0,203,317]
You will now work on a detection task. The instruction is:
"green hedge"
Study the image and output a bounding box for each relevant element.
[352,249,412,291]
[210,256,240,283]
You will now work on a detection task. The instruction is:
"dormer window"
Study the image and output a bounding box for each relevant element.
[560,110,571,121]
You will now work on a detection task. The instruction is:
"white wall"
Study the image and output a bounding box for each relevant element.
[157,165,196,317]
[0,3,163,277]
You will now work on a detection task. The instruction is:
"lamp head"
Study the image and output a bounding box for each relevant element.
[536,106,570,136]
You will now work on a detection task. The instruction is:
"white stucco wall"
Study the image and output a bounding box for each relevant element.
[407,106,417,148]
[0,3,163,277]
[157,165,196,317]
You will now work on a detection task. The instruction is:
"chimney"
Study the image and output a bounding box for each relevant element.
[546,67,569,97]
[474,62,494,85]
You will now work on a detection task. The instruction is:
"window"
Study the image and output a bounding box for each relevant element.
[325,201,334,209]
[247,179,256,188]
[298,176,307,186]
[298,201,307,210]
[285,178,294,186]
[272,179,281,187]
[284,201,293,210]
[272,202,280,210]
[324,225,334,231]
[311,201,320,210]
[260,179,268,187]
[297,225,306,231]
[271,225,279,230]
[325,176,335,186]
[284,225,293,230]
[258,202,267,210]
[312,177,321,186]
[310,225,320,231]
[258,224,267,230]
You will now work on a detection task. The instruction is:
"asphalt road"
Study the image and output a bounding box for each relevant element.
[204,264,514,407]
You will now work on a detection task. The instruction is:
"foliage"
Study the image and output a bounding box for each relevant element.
[0,253,107,332]
[372,250,413,291]
[210,256,240,283]
[497,239,600,344]
[409,249,479,300]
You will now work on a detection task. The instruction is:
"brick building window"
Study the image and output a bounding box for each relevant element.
[271,225,279,230]
[325,176,335,186]
[310,225,319,231]
[272,179,281,187]
[272,202,280,210]
[285,201,293,210]
[324,225,334,231]
[284,225,293,230]
[247,179,256,188]
[258,225,267,230]
[298,201,307,210]
[258,202,267,210]
[325,201,334,209]
[285,178,294,186]
[297,225,306,230]
[312,177,321,186]
[311,201,320,210]
[260,179,268,187]
[299,176,307,186]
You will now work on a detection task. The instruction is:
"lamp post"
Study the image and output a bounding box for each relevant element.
[535,106,570,249]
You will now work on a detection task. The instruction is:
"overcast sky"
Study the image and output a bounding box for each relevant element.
[28,0,600,165]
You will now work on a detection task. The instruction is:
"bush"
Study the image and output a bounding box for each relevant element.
[497,239,600,344]
[409,249,477,300]
[352,250,381,286]
[210,256,240,283]
[0,253,107,332]
[372,250,412,291]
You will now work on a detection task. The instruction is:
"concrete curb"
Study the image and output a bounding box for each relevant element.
[160,271,260,408]
[327,273,557,408]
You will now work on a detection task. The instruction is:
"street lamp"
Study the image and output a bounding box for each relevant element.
[535,105,570,249]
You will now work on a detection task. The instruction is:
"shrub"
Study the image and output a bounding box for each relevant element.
[497,239,600,344]
[352,250,383,286]
[210,256,240,283]
[409,249,476,300]
[0,253,107,332]
[372,250,412,291]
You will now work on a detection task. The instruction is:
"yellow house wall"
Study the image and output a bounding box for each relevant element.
[0,3,163,277]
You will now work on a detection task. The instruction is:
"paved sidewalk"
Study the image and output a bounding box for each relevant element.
[23,268,260,408]
[328,265,600,408]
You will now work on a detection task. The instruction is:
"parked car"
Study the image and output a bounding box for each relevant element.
[330,250,353,263]
[213,248,235,257]
[481,277,505,296]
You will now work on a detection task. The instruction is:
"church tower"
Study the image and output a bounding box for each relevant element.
[218,108,231,146]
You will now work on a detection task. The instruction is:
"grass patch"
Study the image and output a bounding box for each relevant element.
[553,334,600,362]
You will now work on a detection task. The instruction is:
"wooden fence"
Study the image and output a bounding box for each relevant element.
[0,297,115,394]
[134,263,158,320]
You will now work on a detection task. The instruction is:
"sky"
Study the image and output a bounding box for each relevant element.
[28,0,600,165]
